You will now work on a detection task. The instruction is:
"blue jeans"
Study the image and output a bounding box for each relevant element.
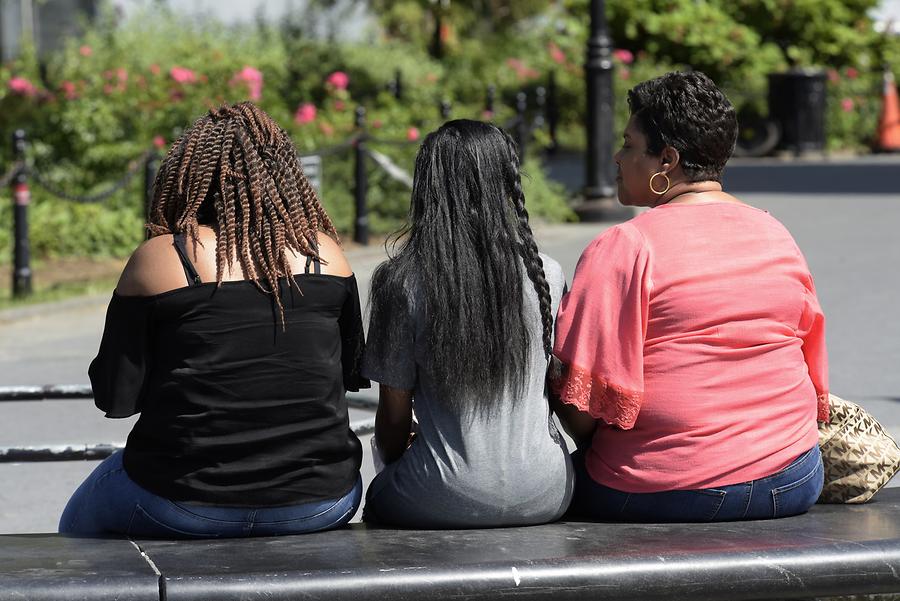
[569,445,823,522]
[59,450,362,538]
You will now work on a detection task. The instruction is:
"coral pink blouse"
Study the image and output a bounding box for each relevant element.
[553,202,828,493]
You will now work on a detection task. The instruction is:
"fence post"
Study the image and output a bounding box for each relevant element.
[353,106,369,246]
[534,86,547,130]
[515,91,528,159]
[547,71,559,154]
[11,130,32,298]
[393,69,403,100]
[143,150,160,229]
[485,85,496,118]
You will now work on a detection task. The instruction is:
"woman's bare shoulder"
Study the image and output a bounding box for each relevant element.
[116,234,191,296]
[315,232,353,277]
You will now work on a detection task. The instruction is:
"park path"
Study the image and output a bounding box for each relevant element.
[1,192,899,533]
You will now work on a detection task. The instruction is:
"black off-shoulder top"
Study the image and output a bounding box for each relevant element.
[88,271,368,507]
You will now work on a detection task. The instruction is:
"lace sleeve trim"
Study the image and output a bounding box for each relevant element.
[551,362,643,430]
[817,392,830,423]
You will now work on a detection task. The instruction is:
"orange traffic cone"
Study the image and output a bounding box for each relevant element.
[876,70,900,152]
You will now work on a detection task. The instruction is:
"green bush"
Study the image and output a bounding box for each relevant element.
[0,5,571,262]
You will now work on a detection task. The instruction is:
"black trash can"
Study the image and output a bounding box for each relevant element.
[767,69,827,154]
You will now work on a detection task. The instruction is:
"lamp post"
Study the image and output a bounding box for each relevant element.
[579,0,630,220]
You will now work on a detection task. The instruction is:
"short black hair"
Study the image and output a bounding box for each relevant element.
[627,71,737,182]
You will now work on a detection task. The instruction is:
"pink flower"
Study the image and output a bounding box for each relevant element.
[334,99,346,111]
[841,98,854,112]
[505,58,539,81]
[613,48,634,64]
[153,135,166,149]
[506,58,525,71]
[371,119,383,129]
[619,68,631,80]
[318,122,335,136]
[230,66,263,101]
[116,68,128,84]
[79,45,92,57]
[103,83,115,95]
[326,71,349,90]
[149,64,161,75]
[548,42,566,65]
[827,69,840,84]
[294,102,317,125]
[481,109,495,120]
[59,80,78,100]
[8,77,36,96]
[846,67,859,79]
[170,66,197,84]
[406,127,420,142]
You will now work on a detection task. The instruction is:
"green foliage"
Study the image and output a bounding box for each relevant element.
[0,3,571,261]
[1,0,897,264]
[522,158,576,223]
[823,67,882,152]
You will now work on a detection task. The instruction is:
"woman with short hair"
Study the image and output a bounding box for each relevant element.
[363,119,573,528]
[59,102,367,537]
[553,71,827,522]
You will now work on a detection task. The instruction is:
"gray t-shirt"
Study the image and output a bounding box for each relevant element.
[362,254,573,528]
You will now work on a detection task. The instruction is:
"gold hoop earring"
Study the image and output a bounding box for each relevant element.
[649,172,670,195]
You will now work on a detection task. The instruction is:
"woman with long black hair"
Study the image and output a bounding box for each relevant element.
[362,119,573,528]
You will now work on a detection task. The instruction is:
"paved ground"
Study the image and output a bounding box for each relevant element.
[1,191,898,533]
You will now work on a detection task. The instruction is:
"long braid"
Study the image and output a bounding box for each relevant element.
[144,101,335,325]
[232,147,259,283]
[501,130,554,358]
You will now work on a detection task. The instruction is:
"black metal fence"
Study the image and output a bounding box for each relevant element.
[2,78,559,298]
[0,385,378,462]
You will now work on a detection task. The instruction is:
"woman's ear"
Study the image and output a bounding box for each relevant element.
[660,146,681,173]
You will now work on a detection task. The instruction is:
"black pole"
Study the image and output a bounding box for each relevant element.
[580,0,628,220]
[353,107,369,246]
[485,85,496,117]
[547,71,559,154]
[515,91,528,159]
[534,86,546,130]
[11,130,31,298]
[393,69,403,100]
[144,150,160,230]
[431,8,443,59]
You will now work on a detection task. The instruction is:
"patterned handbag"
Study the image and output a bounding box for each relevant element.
[818,394,900,503]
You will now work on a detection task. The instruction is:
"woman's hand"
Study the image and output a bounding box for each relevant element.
[374,384,414,464]
[548,357,597,449]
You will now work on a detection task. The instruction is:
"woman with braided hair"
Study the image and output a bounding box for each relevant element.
[362,119,573,528]
[59,102,368,538]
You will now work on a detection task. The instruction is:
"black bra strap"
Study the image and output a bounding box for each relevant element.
[304,254,321,275]
[173,233,202,286]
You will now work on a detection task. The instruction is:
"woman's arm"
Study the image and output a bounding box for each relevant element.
[375,385,414,464]
[549,359,597,448]
[551,395,597,449]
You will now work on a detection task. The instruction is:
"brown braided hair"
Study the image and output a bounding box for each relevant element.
[147,102,337,322]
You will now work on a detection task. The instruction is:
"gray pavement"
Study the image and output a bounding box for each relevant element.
[1,193,898,533]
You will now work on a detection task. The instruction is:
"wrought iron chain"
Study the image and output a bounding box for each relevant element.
[298,136,359,159]
[366,137,418,147]
[28,151,152,204]
[0,161,24,189]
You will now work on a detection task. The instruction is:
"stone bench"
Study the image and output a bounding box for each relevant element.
[2,488,899,601]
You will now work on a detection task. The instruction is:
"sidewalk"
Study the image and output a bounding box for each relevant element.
[542,149,900,196]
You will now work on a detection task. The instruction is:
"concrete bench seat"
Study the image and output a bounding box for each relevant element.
[3,488,900,601]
